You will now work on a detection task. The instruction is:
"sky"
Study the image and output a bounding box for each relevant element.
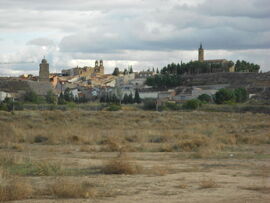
[0,0,269,76]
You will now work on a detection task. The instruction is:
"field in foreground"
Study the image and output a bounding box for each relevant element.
[0,110,270,202]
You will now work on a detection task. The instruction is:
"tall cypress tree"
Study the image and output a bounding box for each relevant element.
[134,89,141,104]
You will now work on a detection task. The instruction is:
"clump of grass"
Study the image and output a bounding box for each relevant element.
[102,155,142,175]
[79,145,95,152]
[0,152,16,167]
[0,177,33,201]
[177,184,188,189]
[146,165,169,176]
[103,136,132,152]
[10,143,25,152]
[173,137,209,152]
[199,178,218,189]
[34,135,48,143]
[51,178,97,198]
[9,160,64,176]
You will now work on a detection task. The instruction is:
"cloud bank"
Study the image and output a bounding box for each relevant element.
[0,0,269,75]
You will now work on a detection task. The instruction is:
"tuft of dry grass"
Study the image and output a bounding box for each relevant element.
[147,165,169,176]
[51,178,97,198]
[0,177,33,201]
[0,152,16,167]
[178,184,188,189]
[102,155,142,175]
[199,178,218,189]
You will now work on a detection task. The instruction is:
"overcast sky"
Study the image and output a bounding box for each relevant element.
[0,0,269,76]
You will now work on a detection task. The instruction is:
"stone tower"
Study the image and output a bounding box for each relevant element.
[198,43,204,62]
[99,60,104,75]
[39,58,49,82]
[95,60,99,68]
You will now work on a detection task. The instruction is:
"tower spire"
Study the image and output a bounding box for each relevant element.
[198,43,204,62]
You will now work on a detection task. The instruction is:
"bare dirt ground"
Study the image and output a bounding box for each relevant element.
[0,111,269,202]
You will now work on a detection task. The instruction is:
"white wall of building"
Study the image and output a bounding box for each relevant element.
[0,91,11,101]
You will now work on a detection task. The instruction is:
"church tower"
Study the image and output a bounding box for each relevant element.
[39,58,49,82]
[198,43,204,62]
[99,60,104,75]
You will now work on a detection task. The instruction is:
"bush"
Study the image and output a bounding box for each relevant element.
[107,104,121,111]
[46,90,58,104]
[214,88,235,104]
[34,136,48,143]
[143,98,156,110]
[164,102,181,110]
[0,98,23,112]
[51,179,95,198]
[0,178,33,201]
[182,99,202,110]
[234,88,248,103]
[24,91,45,104]
[198,94,212,103]
[102,157,142,174]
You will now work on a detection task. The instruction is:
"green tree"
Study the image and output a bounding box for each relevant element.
[182,99,202,110]
[198,94,212,103]
[24,91,38,103]
[64,88,74,102]
[58,93,66,105]
[122,93,129,104]
[234,88,248,103]
[214,89,235,104]
[128,93,134,104]
[134,89,141,103]
[46,90,58,104]
[112,67,120,76]
[123,69,128,75]
[129,66,133,74]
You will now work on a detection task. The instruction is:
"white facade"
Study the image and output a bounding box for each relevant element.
[0,91,11,101]
[139,91,159,99]
[70,89,79,98]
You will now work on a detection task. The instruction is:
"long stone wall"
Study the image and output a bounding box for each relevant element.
[181,72,270,102]
[0,78,52,98]
[181,72,270,87]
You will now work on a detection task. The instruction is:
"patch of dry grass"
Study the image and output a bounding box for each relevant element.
[102,154,142,175]
[51,178,97,198]
[199,178,218,189]
[0,172,33,201]
[0,111,269,155]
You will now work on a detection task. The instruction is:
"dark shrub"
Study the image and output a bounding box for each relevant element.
[214,88,235,104]
[34,136,48,143]
[165,102,181,110]
[234,88,248,103]
[143,98,156,110]
[182,99,202,110]
[198,94,212,103]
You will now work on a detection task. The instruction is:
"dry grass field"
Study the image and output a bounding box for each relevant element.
[0,110,270,202]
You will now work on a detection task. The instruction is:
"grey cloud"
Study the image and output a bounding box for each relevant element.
[0,0,270,74]
[27,38,55,47]
[195,0,270,18]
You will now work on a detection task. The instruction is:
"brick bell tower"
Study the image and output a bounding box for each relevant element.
[198,43,204,62]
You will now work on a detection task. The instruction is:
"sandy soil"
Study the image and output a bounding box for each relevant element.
[8,145,270,203]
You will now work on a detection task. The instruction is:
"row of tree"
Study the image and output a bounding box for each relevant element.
[145,74,182,89]
[100,89,141,104]
[112,66,134,76]
[197,88,249,104]
[235,60,260,72]
[160,61,234,75]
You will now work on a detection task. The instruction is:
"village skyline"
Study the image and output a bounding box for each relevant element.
[0,0,269,76]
